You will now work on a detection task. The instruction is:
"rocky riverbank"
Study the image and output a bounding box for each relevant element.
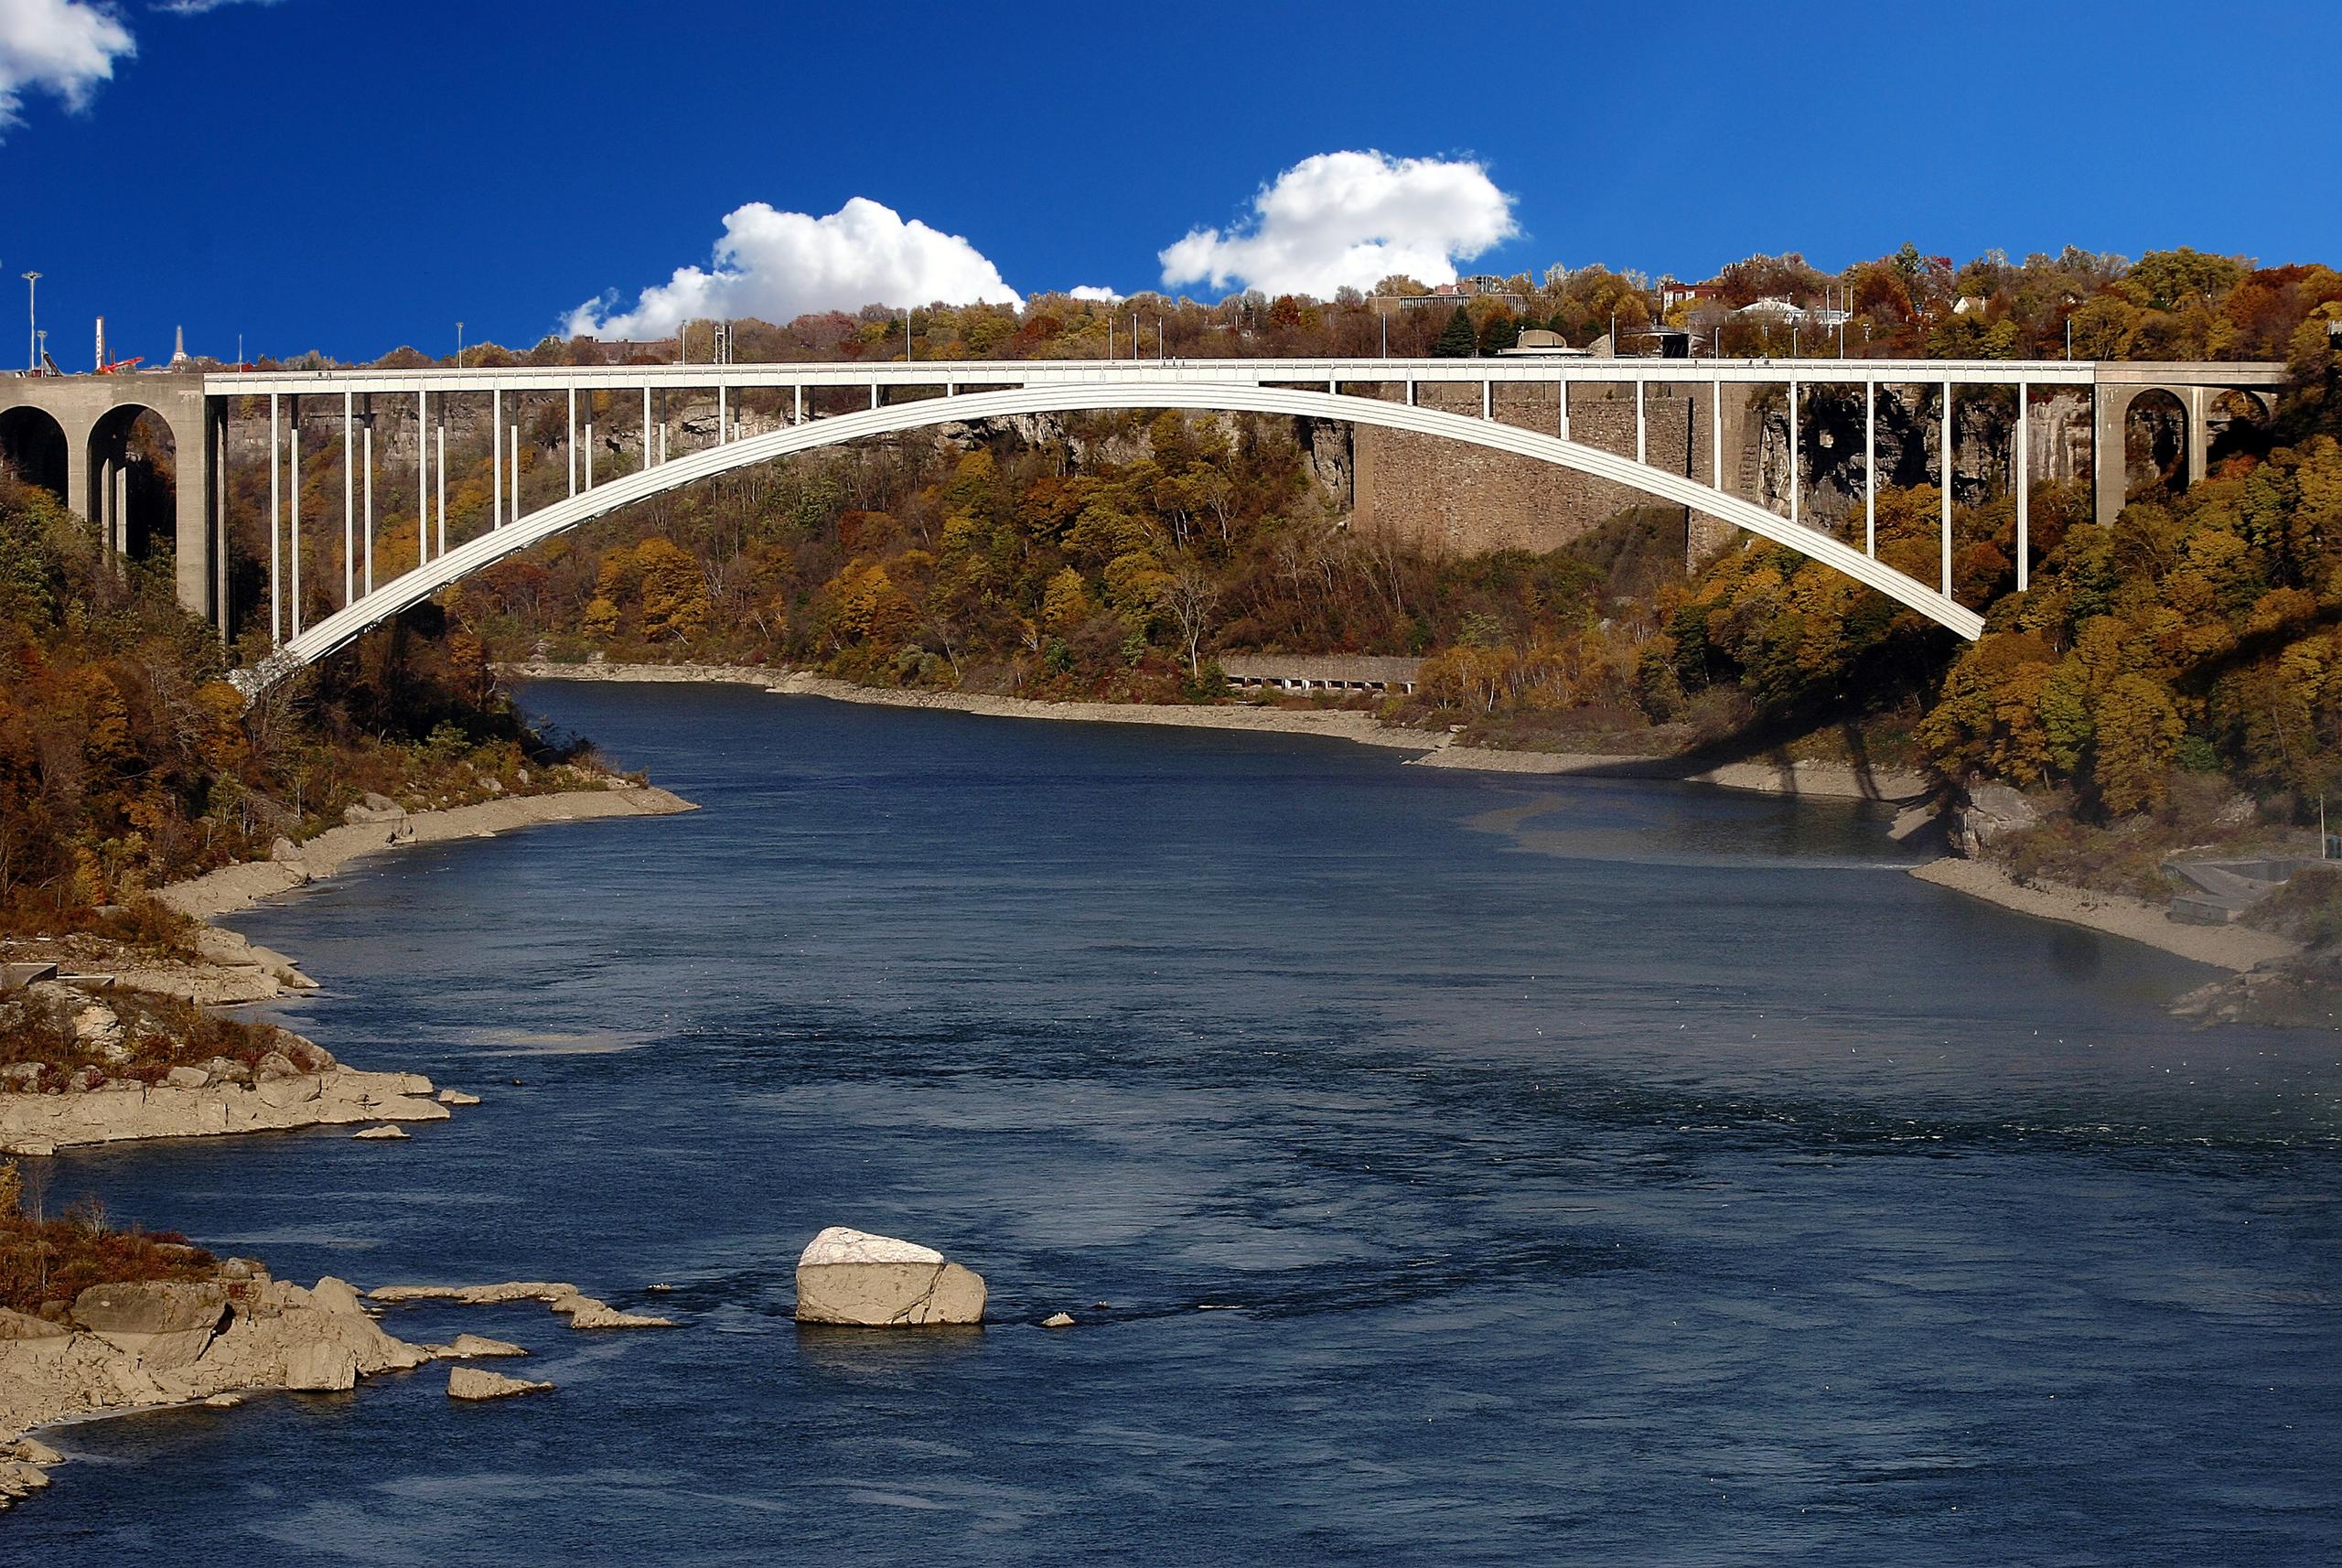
[0,1269,675,1509]
[155,777,699,925]
[0,777,697,1155]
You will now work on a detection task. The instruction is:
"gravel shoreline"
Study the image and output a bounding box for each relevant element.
[1908,856,2296,972]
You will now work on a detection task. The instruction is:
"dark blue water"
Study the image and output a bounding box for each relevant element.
[15,684,2342,1564]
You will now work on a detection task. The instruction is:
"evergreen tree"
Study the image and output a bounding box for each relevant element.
[1433,306,1478,358]
[1477,312,1521,356]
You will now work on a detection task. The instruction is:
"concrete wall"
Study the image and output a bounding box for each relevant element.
[1349,379,1743,564]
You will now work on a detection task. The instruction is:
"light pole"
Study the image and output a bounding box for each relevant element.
[21,272,38,374]
[456,321,465,369]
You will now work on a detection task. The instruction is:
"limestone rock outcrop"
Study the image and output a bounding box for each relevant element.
[0,1066,448,1154]
[439,1333,527,1359]
[369,1280,674,1330]
[70,1282,230,1369]
[0,1272,441,1509]
[1957,781,2042,856]
[793,1228,986,1327]
[448,1366,553,1401]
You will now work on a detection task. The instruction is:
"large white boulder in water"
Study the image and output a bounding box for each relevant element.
[793,1228,986,1326]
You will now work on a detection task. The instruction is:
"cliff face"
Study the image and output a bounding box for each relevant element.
[1750,385,2096,531]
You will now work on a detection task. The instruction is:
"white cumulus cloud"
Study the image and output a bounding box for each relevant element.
[1067,285,1123,303]
[566,197,1022,339]
[1159,150,1517,298]
[0,0,134,131]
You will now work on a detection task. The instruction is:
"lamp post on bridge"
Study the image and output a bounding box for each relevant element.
[21,272,38,374]
[456,322,465,370]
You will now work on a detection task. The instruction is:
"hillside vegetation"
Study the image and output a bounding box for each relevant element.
[0,474,582,935]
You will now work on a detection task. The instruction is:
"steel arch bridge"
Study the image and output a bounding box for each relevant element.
[233,380,1993,693]
[0,353,2289,694]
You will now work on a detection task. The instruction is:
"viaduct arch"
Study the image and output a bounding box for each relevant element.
[0,373,223,621]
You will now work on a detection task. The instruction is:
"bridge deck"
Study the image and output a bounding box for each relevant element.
[202,357,2288,398]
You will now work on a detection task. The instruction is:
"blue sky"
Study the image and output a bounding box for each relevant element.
[2,0,2335,364]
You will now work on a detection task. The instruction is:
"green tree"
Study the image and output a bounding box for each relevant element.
[1477,312,1521,356]
[1432,306,1478,358]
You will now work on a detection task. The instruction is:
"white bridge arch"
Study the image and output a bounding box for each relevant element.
[232,379,1984,694]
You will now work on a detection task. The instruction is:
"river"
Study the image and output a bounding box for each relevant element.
[14,682,2341,1564]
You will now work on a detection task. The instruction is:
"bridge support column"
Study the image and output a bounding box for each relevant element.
[568,387,578,494]
[213,408,230,637]
[414,395,427,565]
[1940,381,1954,598]
[2183,384,2210,486]
[363,422,376,595]
[289,398,303,638]
[2092,383,2138,528]
[268,394,281,645]
[168,401,217,627]
[2015,381,2029,592]
[342,392,354,606]
[62,425,90,523]
[1556,378,1568,440]
[1636,377,1647,466]
[1864,378,1876,557]
[493,388,504,525]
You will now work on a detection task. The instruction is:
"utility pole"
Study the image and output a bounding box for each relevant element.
[20,272,37,373]
[456,321,465,369]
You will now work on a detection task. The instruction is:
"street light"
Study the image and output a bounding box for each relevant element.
[21,272,38,374]
[456,321,465,369]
